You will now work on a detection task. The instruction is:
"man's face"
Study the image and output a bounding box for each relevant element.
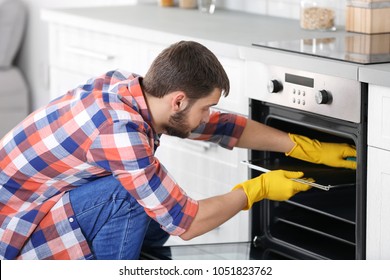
[164,88,221,138]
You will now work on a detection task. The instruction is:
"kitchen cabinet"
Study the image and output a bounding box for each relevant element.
[47,24,166,99]
[366,84,390,259]
[157,57,249,246]
[44,14,250,246]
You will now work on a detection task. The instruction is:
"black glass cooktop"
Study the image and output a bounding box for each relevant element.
[253,33,390,65]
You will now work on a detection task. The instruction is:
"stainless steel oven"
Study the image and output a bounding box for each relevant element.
[246,63,368,260]
[141,62,368,260]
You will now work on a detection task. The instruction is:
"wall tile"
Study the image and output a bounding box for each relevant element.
[219,0,346,26]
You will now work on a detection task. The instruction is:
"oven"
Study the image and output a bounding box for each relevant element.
[141,61,368,260]
[246,62,368,260]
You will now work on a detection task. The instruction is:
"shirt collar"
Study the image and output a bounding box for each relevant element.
[125,76,160,147]
[126,76,153,127]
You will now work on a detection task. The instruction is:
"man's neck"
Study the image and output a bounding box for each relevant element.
[143,92,169,134]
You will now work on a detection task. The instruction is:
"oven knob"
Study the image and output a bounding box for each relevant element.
[315,90,332,104]
[267,80,283,93]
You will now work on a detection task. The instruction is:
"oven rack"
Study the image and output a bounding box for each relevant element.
[269,221,356,259]
[265,186,357,259]
[274,201,356,245]
[242,158,356,190]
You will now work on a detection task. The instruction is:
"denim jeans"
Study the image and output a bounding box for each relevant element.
[68,175,170,259]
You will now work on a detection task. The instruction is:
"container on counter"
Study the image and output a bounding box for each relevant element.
[346,0,390,34]
[179,0,197,9]
[159,0,174,7]
[300,0,336,31]
[198,0,216,14]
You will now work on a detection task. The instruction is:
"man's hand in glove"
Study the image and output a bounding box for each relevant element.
[286,133,357,169]
[232,170,312,210]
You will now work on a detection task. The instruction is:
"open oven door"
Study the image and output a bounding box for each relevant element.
[249,99,367,260]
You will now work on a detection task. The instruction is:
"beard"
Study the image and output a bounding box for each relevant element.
[164,108,193,139]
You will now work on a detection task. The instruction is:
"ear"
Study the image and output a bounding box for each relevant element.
[171,91,187,112]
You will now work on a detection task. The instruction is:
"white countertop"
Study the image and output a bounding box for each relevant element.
[41,4,390,86]
[359,63,390,87]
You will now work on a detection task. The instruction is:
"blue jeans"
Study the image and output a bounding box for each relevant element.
[68,175,170,260]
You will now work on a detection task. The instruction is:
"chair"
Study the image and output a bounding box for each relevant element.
[0,0,29,137]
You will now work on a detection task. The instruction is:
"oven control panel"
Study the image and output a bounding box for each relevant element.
[245,62,362,123]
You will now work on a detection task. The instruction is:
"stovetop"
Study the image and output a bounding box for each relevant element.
[253,33,390,65]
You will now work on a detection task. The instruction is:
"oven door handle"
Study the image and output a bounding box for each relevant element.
[240,160,331,191]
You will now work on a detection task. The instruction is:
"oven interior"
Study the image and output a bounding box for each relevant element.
[250,99,366,260]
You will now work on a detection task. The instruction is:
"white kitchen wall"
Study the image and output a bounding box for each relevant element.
[220,0,346,26]
[17,0,346,110]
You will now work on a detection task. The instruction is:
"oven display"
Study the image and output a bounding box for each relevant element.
[285,73,314,88]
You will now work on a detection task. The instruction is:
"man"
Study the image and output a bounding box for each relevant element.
[0,41,356,260]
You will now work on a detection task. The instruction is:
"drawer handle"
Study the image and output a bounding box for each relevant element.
[65,46,114,61]
[183,140,217,151]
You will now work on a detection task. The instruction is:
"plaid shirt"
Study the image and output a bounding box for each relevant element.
[0,69,247,260]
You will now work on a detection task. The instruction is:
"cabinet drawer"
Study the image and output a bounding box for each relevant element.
[49,67,92,100]
[368,84,390,150]
[48,24,166,77]
[216,57,248,115]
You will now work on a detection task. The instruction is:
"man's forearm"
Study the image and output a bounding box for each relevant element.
[179,188,247,241]
[235,119,295,153]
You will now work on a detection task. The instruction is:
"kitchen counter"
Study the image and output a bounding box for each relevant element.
[41,4,334,46]
[41,3,390,85]
[359,63,390,87]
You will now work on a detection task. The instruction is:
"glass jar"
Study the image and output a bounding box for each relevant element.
[159,0,174,7]
[198,0,216,14]
[300,0,336,31]
[179,0,197,9]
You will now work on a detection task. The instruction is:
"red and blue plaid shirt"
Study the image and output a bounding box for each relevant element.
[0,69,246,259]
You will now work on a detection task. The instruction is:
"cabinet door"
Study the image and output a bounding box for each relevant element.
[366,147,390,259]
[49,24,152,75]
[216,57,248,115]
[156,136,250,246]
[368,84,390,150]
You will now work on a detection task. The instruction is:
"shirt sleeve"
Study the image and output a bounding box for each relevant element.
[86,119,198,236]
[188,111,247,150]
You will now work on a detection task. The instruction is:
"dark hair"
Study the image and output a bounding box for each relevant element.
[142,41,230,100]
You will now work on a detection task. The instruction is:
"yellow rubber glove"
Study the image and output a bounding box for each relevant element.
[232,170,312,210]
[286,133,357,169]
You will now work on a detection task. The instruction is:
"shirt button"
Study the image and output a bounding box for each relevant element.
[69,217,74,223]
